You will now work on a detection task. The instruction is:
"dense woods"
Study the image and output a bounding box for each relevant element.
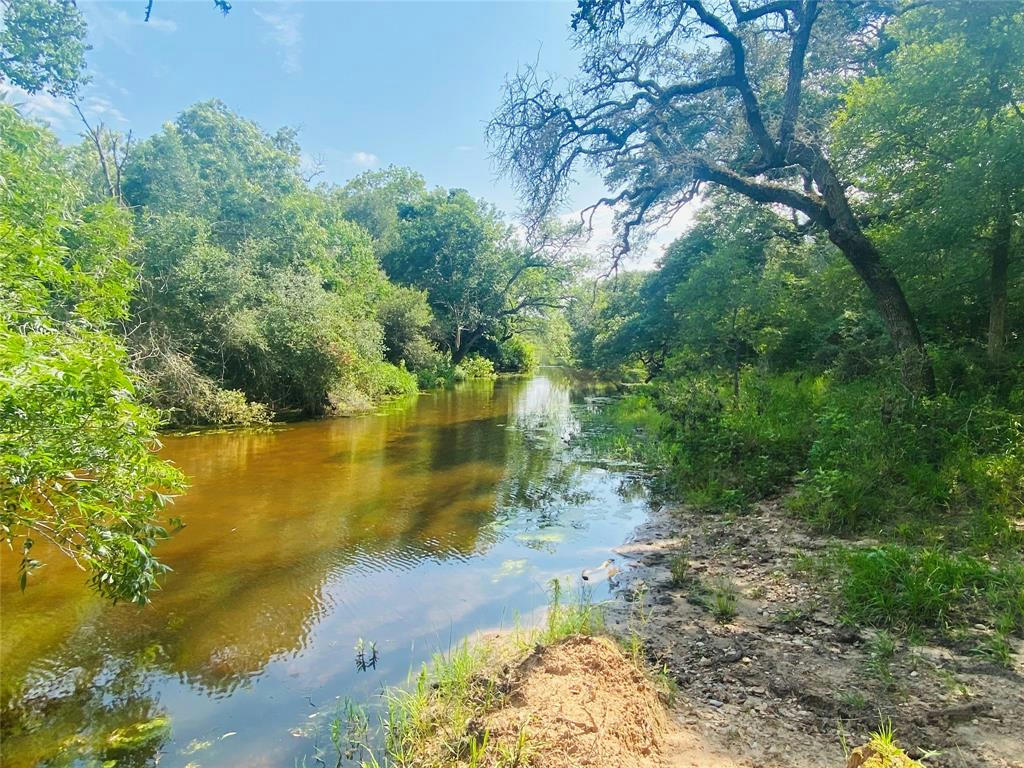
[0,0,568,595]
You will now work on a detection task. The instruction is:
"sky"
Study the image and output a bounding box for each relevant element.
[9,1,696,267]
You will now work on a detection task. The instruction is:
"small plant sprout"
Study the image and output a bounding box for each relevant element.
[710,580,738,623]
[668,553,690,588]
[354,638,378,672]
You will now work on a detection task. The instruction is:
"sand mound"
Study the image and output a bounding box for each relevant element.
[482,635,671,768]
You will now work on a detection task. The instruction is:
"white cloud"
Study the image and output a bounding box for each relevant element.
[349,151,379,168]
[83,95,129,124]
[253,6,303,74]
[0,86,75,130]
[1,87,132,139]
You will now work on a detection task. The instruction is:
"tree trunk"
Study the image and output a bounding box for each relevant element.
[987,204,1012,362]
[450,327,483,365]
[826,224,935,394]
[794,142,935,394]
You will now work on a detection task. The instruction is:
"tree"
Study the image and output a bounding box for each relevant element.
[338,166,428,256]
[834,1,1024,362]
[0,104,184,603]
[491,0,936,392]
[385,188,580,363]
[119,101,417,419]
[0,0,88,97]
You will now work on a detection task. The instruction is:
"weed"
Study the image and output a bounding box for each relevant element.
[494,721,533,768]
[835,545,1024,634]
[972,633,1013,668]
[776,605,810,625]
[837,690,869,712]
[867,631,897,681]
[792,550,815,573]
[370,582,603,767]
[710,581,738,623]
[668,553,691,588]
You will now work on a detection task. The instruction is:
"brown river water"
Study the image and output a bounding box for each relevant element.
[0,370,652,767]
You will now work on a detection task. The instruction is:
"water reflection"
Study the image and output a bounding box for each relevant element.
[0,370,647,768]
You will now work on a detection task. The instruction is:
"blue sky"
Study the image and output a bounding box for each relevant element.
[10,1,694,266]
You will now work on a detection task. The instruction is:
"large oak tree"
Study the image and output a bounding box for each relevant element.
[491,0,936,392]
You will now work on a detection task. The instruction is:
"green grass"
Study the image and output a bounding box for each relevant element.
[835,545,1024,634]
[594,369,1024,648]
[710,581,739,623]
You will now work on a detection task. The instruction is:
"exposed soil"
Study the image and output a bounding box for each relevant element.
[479,635,743,768]
[483,635,668,768]
[604,499,1024,768]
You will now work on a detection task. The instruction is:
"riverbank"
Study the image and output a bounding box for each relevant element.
[605,498,1024,768]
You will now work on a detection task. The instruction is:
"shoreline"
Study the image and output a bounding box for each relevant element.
[604,498,1023,768]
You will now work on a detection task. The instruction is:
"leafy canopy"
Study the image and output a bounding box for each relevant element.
[0,104,184,603]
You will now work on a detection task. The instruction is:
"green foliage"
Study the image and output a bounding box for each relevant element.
[0,104,184,602]
[668,553,690,588]
[0,0,89,96]
[492,336,538,374]
[710,583,738,624]
[647,371,820,509]
[377,285,437,371]
[793,384,1024,541]
[836,546,1023,635]
[834,2,1024,356]
[373,187,578,366]
[119,101,424,420]
[132,340,270,428]
[454,355,496,381]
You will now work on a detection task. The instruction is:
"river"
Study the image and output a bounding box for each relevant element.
[0,370,651,767]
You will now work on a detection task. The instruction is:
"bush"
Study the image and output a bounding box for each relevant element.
[133,341,270,427]
[494,336,539,373]
[793,382,1024,547]
[651,371,820,508]
[330,359,418,414]
[413,353,456,390]
[454,354,496,381]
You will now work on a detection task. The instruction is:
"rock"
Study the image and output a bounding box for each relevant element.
[708,698,724,708]
[835,627,861,644]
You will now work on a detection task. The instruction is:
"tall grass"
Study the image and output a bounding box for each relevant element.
[836,545,1024,634]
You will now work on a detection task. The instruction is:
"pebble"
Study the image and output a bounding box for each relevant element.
[708,699,724,708]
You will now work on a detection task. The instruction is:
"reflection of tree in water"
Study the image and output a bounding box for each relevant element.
[0,379,517,767]
[0,372,633,768]
[1,643,170,768]
[489,374,639,544]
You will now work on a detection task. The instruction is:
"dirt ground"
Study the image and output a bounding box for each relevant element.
[603,499,1024,768]
[479,634,747,768]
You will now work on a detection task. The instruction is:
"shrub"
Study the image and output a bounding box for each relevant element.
[793,382,1024,546]
[494,336,538,373]
[133,342,270,427]
[652,371,820,508]
[454,354,496,380]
